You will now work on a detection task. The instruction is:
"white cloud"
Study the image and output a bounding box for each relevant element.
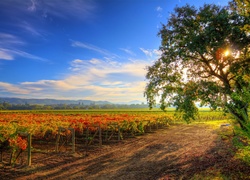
[21,80,76,90]
[156,6,163,18]
[156,6,162,12]
[119,48,136,56]
[153,49,162,56]
[0,34,23,60]
[67,80,147,103]
[0,33,25,47]
[19,21,42,36]
[0,48,48,62]
[0,0,96,21]
[71,41,119,58]
[0,82,30,94]
[0,49,13,60]
[140,48,161,58]
[90,58,102,65]
[0,38,155,102]
[69,58,149,79]
[40,0,96,20]
[27,0,37,12]
[64,58,151,102]
[140,48,153,57]
[1,56,152,102]
[0,33,48,62]
[100,81,123,86]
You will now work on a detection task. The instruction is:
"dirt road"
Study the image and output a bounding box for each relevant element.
[1,124,250,179]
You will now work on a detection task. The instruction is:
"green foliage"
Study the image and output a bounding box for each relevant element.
[232,133,250,165]
[0,126,5,142]
[144,2,250,132]
[230,0,250,32]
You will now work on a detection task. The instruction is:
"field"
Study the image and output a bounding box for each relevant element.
[1,109,250,179]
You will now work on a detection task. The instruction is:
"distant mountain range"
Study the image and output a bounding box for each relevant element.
[0,97,111,105]
[0,97,145,105]
[116,100,145,105]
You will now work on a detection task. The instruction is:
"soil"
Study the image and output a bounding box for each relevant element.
[1,124,250,180]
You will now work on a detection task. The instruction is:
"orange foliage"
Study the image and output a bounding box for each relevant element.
[0,112,172,149]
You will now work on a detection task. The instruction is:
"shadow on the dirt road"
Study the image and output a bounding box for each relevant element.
[1,125,250,180]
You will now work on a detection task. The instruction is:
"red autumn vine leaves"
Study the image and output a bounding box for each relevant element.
[0,112,172,151]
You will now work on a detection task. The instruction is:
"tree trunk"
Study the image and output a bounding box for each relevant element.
[227,106,249,132]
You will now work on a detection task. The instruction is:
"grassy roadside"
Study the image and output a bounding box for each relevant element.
[189,120,250,179]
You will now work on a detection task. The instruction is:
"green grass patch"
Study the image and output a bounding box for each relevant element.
[232,128,250,165]
[194,120,231,129]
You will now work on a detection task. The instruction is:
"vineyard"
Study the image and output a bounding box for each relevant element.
[0,110,233,167]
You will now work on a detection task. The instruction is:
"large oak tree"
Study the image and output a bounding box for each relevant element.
[145,2,250,132]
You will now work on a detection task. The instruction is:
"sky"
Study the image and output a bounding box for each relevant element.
[0,0,230,103]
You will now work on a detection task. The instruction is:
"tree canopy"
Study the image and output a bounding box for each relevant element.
[144,2,250,132]
[230,0,250,31]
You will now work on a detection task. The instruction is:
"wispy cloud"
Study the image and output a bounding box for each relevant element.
[0,48,48,62]
[67,57,151,102]
[0,33,22,60]
[0,50,13,60]
[69,58,148,78]
[27,0,37,12]
[0,82,30,94]
[156,6,163,12]
[44,0,96,20]
[0,33,49,62]
[19,21,42,36]
[0,0,97,42]
[119,48,136,56]
[71,40,119,58]
[140,48,161,58]
[156,6,163,18]
[0,0,96,20]
[0,33,25,47]
[21,80,76,91]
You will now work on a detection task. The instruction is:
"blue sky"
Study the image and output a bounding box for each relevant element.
[0,0,229,103]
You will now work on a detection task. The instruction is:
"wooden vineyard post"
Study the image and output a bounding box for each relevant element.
[84,126,102,147]
[85,127,89,152]
[143,120,152,132]
[118,125,121,141]
[98,126,102,147]
[55,127,75,153]
[85,127,89,145]
[17,132,32,166]
[0,150,2,163]
[0,143,3,162]
[102,123,122,142]
[72,128,75,153]
[105,130,108,141]
[55,127,61,153]
[9,150,13,165]
[68,128,75,153]
[27,133,32,166]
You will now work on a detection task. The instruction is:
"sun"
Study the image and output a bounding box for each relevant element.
[224,50,230,57]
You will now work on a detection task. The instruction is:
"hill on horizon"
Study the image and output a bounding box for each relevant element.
[0,97,145,105]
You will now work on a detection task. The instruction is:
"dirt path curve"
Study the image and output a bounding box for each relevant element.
[1,124,249,179]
